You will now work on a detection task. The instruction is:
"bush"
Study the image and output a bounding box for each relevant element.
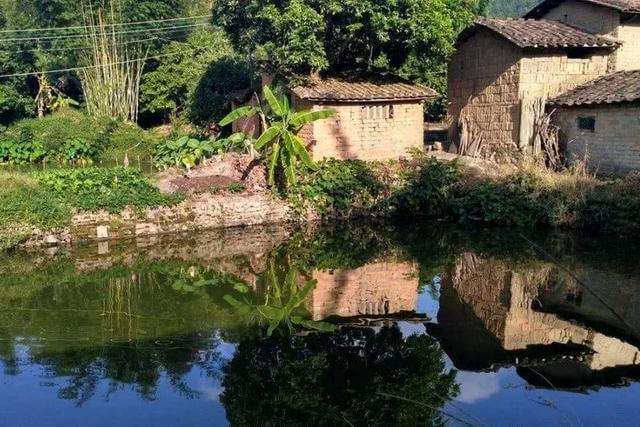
[391,157,461,217]
[0,109,158,165]
[35,167,183,213]
[291,160,387,214]
[0,171,71,249]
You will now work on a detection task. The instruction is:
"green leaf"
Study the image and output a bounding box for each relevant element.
[291,134,318,170]
[268,143,280,186]
[254,126,281,150]
[291,109,335,127]
[263,86,283,117]
[219,106,259,127]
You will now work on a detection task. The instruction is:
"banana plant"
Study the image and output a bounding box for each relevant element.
[219,86,335,187]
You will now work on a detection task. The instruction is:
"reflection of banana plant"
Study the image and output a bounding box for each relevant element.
[224,258,334,336]
[170,266,218,293]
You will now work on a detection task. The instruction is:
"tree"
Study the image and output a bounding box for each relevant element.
[140,28,251,126]
[213,0,485,119]
[485,0,539,17]
[220,86,334,187]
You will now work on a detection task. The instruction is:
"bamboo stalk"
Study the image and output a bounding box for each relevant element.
[79,1,146,123]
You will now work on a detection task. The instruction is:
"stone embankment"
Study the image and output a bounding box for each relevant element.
[22,192,297,248]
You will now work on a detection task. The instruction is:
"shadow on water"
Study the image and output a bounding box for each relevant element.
[2,222,640,425]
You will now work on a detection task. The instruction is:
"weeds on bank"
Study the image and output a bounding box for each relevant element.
[292,153,640,235]
[34,167,183,213]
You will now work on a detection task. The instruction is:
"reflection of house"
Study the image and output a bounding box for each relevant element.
[306,262,418,321]
[436,253,640,388]
[448,0,640,172]
[291,76,436,161]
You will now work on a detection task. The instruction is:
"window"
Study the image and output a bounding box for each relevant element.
[566,48,591,59]
[362,105,394,120]
[577,116,596,132]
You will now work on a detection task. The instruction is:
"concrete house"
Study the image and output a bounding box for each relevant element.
[449,0,640,167]
[232,74,436,162]
[448,18,617,155]
[550,70,640,174]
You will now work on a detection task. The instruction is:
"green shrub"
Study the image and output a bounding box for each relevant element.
[153,136,220,170]
[35,167,183,213]
[97,121,158,164]
[0,171,71,231]
[0,109,157,165]
[291,160,386,214]
[391,157,461,217]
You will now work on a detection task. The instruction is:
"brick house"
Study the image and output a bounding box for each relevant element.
[290,76,436,161]
[448,0,640,168]
[448,18,616,155]
[232,74,437,162]
[550,70,640,174]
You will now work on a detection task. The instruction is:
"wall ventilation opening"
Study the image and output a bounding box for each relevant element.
[577,116,596,132]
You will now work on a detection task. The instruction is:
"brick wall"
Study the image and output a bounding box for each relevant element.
[307,261,418,320]
[541,0,619,36]
[448,29,523,151]
[540,0,640,72]
[293,96,424,161]
[518,51,609,147]
[554,104,640,175]
[614,17,640,71]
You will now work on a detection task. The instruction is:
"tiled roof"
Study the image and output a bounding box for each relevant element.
[550,70,640,106]
[464,18,619,49]
[291,75,437,102]
[526,0,640,18]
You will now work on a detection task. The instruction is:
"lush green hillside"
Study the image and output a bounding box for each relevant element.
[486,0,540,17]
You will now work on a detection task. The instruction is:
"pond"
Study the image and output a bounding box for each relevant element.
[1,221,640,426]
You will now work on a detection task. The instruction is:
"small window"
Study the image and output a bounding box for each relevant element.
[362,105,393,120]
[566,48,590,59]
[577,116,596,132]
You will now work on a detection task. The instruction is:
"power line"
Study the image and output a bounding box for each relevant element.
[0,22,209,44]
[0,51,191,79]
[11,26,199,54]
[14,37,160,54]
[0,14,212,35]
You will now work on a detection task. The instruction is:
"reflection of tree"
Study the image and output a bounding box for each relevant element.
[32,333,222,406]
[221,325,459,426]
[224,250,333,335]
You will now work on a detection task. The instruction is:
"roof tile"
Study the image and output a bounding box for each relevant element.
[550,70,640,106]
[526,0,640,18]
[469,18,619,49]
[291,75,437,102]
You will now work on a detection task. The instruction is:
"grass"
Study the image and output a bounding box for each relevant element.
[0,171,72,249]
[0,167,184,249]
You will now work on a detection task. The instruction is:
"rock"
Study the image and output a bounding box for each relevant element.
[44,235,60,246]
[433,142,443,151]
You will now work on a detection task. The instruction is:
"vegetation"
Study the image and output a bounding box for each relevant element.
[486,0,538,17]
[0,171,70,249]
[35,167,182,213]
[213,0,486,119]
[0,108,159,164]
[220,86,334,187]
[292,154,640,236]
[140,28,252,126]
[79,2,146,122]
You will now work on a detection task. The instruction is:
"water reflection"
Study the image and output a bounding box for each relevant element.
[2,223,640,425]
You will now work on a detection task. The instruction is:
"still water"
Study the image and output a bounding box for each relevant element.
[1,222,640,426]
